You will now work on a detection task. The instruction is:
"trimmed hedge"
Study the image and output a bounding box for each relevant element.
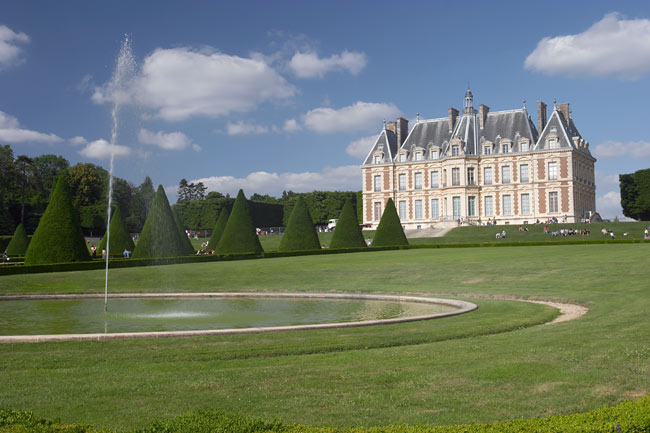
[172,207,196,255]
[134,185,191,259]
[98,207,135,256]
[24,175,90,265]
[371,198,408,247]
[5,223,29,256]
[330,198,366,249]
[216,189,263,254]
[279,196,321,251]
[207,208,229,250]
[1,395,650,432]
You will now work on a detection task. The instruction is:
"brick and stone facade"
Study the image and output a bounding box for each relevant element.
[361,91,596,229]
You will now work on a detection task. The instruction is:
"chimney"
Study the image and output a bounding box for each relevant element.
[557,103,570,122]
[396,117,409,146]
[537,101,547,132]
[479,104,489,129]
[448,107,459,129]
[386,121,396,133]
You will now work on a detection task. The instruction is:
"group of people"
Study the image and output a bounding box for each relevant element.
[550,228,590,237]
[88,242,130,258]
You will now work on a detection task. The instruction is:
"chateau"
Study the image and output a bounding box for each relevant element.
[361,90,596,229]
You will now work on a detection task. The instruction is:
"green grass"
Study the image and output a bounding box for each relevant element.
[1,243,650,430]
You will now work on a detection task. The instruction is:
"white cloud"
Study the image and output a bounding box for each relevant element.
[138,128,197,151]
[0,25,29,70]
[79,139,131,159]
[525,12,650,79]
[596,190,626,220]
[69,136,88,146]
[289,50,367,78]
[346,134,377,159]
[226,121,270,136]
[302,101,400,133]
[593,140,650,159]
[0,110,63,143]
[94,47,296,121]
[595,170,620,187]
[283,118,301,133]
[190,165,360,197]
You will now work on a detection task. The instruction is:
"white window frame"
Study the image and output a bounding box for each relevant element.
[373,202,382,221]
[431,199,440,218]
[548,161,558,180]
[452,145,459,156]
[484,167,493,185]
[468,196,476,216]
[501,166,511,184]
[373,175,381,192]
[467,167,475,185]
[451,168,460,186]
[414,172,423,190]
[502,194,512,216]
[521,193,530,215]
[430,171,439,188]
[484,196,494,217]
[414,200,423,219]
[549,191,559,213]
[398,200,407,220]
[398,173,406,191]
[520,164,529,183]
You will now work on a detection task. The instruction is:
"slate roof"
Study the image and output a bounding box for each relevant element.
[362,128,398,165]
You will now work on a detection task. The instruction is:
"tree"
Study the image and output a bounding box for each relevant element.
[32,154,69,200]
[24,175,90,264]
[279,196,321,251]
[177,178,190,202]
[172,206,195,255]
[67,163,106,207]
[133,185,191,258]
[216,190,263,254]
[98,206,135,256]
[15,155,39,225]
[371,198,408,247]
[0,145,17,234]
[620,169,650,221]
[207,208,229,250]
[6,223,29,256]
[329,199,366,249]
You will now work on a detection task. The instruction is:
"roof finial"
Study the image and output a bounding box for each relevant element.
[416,112,420,123]
[553,98,557,109]
[383,119,386,130]
[522,99,526,110]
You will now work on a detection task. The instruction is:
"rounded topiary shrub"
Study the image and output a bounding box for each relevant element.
[279,196,321,251]
[329,198,366,249]
[98,206,135,256]
[216,190,263,254]
[208,208,229,250]
[371,198,408,247]
[5,223,30,256]
[24,175,90,264]
[133,185,190,258]
[172,207,195,255]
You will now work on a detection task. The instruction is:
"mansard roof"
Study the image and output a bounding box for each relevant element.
[362,127,398,165]
[481,109,538,147]
[536,108,591,155]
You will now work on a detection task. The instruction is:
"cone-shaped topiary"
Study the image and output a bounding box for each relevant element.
[279,196,321,251]
[216,190,263,254]
[133,185,190,258]
[172,207,195,255]
[207,208,229,250]
[6,223,29,256]
[371,198,408,247]
[24,176,90,264]
[329,199,366,249]
[98,206,135,256]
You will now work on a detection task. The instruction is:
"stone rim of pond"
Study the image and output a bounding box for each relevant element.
[0,293,477,343]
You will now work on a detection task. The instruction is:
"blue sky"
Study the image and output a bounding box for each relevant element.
[1,1,650,218]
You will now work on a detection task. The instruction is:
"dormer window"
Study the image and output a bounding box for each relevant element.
[484,146,491,155]
[374,155,381,164]
[399,153,406,162]
[452,145,459,156]
[520,141,529,152]
[430,149,438,160]
[415,152,422,161]
[548,139,557,149]
[501,143,509,153]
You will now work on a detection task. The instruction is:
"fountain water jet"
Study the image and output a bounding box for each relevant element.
[104,35,137,312]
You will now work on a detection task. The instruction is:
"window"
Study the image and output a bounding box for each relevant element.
[399,153,406,162]
[548,139,557,149]
[502,194,512,216]
[549,191,558,213]
[431,150,438,160]
[431,199,440,218]
[452,168,460,186]
[415,200,423,219]
[521,193,530,214]
[452,145,459,156]
[502,143,509,153]
[398,200,407,220]
[548,161,558,180]
[443,169,447,186]
[374,155,381,164]
[520,141,529,152]
[398,173,406,191]
[468,196,476,216]
[430,171,439,188]
[373,175,381,192]
[501,166,511,184]
[484,146,491,155]
[373,202,382,221]
[520,164,529,183]
[415,152,422,161]
[467,167,475,185]
[484,196,494,216]
[414,172,423,190]
[484,167,493,185]
[452,196,461,219]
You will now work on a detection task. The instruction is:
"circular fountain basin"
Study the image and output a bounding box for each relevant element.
[0,293,477,342]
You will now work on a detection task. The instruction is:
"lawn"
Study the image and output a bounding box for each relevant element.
[1,243,649,430]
